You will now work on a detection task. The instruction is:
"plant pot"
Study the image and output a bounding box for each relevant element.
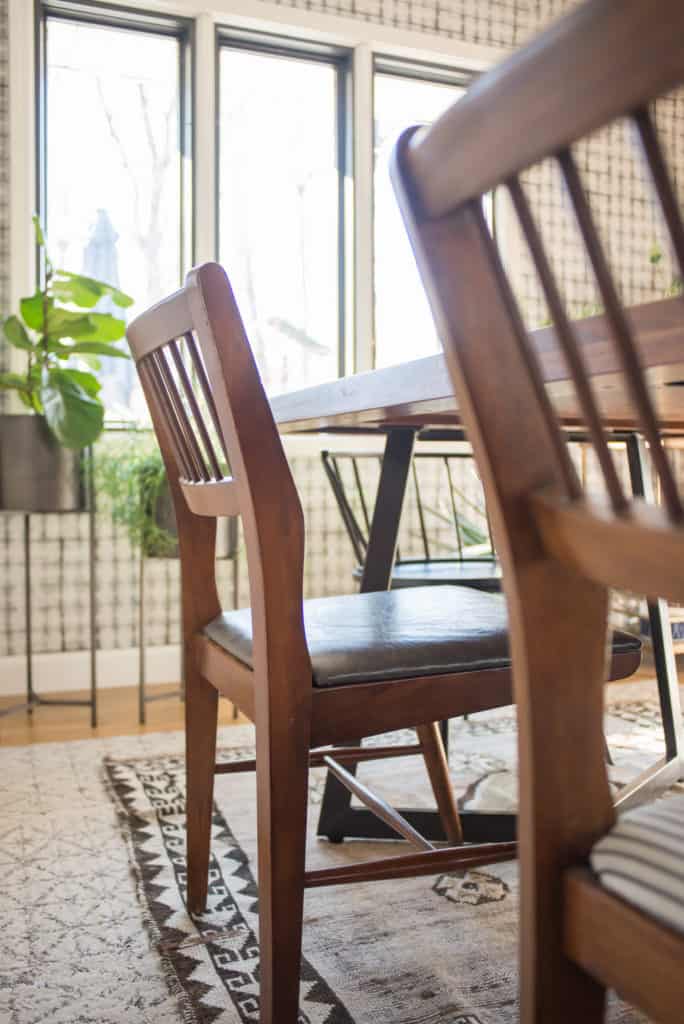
[0,414,84,512]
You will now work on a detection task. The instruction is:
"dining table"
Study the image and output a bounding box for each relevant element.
[271,295,684,846]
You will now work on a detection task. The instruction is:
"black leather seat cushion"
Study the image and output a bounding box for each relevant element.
[203,585,641,689]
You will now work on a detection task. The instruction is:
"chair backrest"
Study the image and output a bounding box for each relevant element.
[127,263,309,691]
[391,0,684,1015]
[322,449,496,566]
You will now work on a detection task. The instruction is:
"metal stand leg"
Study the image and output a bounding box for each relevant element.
[0,514,37,719]
[617,433,684,807]
[3,449,100,724]
[137,550,184,723]
[138,544,146,725]
[317,429,417,841]
[30,447,99,722]
[316,427,517,845]
[88,447,98,727]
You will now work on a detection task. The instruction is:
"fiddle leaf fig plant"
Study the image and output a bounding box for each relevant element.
[0,216,134,448]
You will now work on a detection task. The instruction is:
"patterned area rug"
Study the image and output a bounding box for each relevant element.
[2,680,679,1024]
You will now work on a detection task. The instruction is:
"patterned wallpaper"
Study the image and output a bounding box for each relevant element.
[0,0,8,385]
[267,0,525,47]
[0,0,674,666]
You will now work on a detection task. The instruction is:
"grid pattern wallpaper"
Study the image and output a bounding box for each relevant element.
[0,0,678,665]
[266,0,525,48]
[514,97,684,329]
[0,0,8,399]
[263,0,581,47]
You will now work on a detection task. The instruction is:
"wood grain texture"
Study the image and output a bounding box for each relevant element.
[128,262,519,1024]
[390,1,684,1021]
[565,869,684,1024]
[417,723,463,844]
[304,841,518,888]
[405,0,684,217]
[271,296,684,434]
[0,683,242,746]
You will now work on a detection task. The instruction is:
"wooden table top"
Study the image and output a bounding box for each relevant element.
[271,297,684,434]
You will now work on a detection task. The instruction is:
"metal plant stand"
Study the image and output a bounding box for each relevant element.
[0,447,98,726]
[137,517,240,724]
[137,543,183,725]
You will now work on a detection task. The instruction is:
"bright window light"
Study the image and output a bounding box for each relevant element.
[44,16,184,421]
[219,47,341,396]
[373,73,466,369]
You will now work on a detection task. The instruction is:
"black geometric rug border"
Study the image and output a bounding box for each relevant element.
[104,749,356,1024]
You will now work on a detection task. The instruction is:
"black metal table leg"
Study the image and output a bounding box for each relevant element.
[317,428,417,841]
[315,429,518,844]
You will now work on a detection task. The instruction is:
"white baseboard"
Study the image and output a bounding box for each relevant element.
[0,645,181,696]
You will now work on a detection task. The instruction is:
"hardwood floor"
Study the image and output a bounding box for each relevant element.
[0,665,663,747]
[0,683,244,746]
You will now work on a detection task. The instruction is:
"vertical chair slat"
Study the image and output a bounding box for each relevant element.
[633,107,684,285]
[154,349,210,483]
[140,355,194,481]
[558,147,683,521]
[184,331,231,466]
[412,460,431,560]
[328,455,367,563]
[351,456,372,539]
[470,198,582,502]
[508,175,624,511]
[168,338,223,480]
[444,456,464,560]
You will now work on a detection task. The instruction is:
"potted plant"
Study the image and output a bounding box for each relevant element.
[0,217,133,511]
[94,432,178,558]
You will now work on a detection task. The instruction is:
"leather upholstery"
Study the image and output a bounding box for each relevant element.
[390,560,502,592]
[203,585,641,689]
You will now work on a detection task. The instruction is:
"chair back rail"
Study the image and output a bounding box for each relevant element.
[391,0,684,1019]
[127,263,310,694]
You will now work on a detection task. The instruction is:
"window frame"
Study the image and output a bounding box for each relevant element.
[215,26,352,379]
[371,55,475,368]
[35,0,195,289]
[11,0,498,399]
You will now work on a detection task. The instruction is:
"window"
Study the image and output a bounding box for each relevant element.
[218,36,349,396]
[373,63,469,369]
[32,6,488,408]
[38,4,191,420]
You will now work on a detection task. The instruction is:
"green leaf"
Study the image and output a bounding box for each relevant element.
[3,316,34,350]
[51,275,104,309]
[63,368,101,397]
[45,308,126,344]
[32,214,47,249]
[20,292,48,330]
[0,371,31,392]
[17,390,38,410]
[40,367,104,449]
[68,340,128,359]
[44,307,96,343]
[69,313,127,342]
[55,270,133,309]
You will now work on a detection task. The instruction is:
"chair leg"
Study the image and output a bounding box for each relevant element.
[185,669,219,915]
[417,722,463,844]
[255,729,310,1024]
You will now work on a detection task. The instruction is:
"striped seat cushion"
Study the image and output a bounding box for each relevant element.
[590,794,684,936]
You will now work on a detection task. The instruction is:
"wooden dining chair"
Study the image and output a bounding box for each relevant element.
[391,1,684,1021]
[322,447,503,592]
[126,262,639,1022]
